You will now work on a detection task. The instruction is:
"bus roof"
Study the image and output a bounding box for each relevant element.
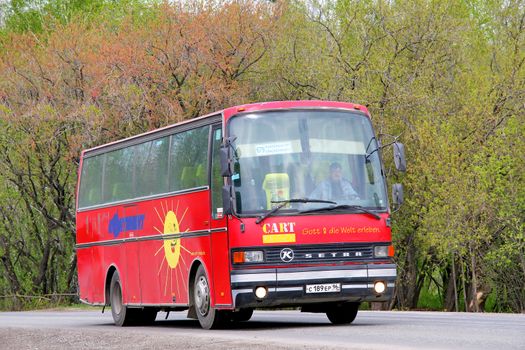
[81,100,369,157]
[223,100,369,118]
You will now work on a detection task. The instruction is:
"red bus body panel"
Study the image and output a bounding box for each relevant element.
[76,190,215,306]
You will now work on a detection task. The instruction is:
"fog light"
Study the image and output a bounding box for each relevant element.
[374,281,386,294]
[255,286,268,299]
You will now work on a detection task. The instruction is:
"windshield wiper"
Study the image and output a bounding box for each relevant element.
[299,204,381,220]
[255,198,336,224]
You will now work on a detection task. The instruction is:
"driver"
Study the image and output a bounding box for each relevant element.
[310,162,359,201]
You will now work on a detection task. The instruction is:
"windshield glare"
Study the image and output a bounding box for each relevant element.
[228,110,388,215]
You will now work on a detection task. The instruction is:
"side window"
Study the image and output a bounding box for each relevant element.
[135,137,169,197]
[78,154,104,208]
[211,126,223,219]
[169,125,209,192]
[103,148,134,203]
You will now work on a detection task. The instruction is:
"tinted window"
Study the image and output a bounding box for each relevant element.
[211,127,223,219]
[169,126,209,192]
[103,147,135,203]
[78,155,104,208]
[79,124,212,209]
[135,137,169,197]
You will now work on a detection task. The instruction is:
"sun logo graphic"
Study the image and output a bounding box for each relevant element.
[154,201,192,297]
[163,211,181,268]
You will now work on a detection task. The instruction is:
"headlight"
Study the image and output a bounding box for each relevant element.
[245,251,264,262]
[374,246,388,258]
[233,250,264,264]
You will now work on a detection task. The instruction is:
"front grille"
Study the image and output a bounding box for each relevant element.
[264,243,374,265]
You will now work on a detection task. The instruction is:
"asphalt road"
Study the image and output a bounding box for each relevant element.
[0,309,523,350]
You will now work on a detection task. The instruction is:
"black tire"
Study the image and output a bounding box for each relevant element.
[110,272,137,327]
[193,265,225,329]
[230,308,253,322]
[326,302,359,325]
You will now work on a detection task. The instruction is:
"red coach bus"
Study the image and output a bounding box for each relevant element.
[76,100,405,329]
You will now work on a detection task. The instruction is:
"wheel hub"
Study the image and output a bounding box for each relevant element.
[195,276,210,316]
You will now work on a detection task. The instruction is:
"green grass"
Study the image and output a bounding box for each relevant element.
[0,299,100,312]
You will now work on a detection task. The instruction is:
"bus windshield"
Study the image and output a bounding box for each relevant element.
[228,110,388,215]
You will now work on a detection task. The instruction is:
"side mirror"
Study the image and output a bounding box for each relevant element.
[392,183,404,206]
[222,184,233,215]
[220,146,232,177]
[220,136,237,177]
[393,142,406,172]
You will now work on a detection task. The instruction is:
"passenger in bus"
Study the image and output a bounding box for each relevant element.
[310,162,359,201]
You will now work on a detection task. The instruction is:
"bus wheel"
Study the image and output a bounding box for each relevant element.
[193,265,224,329]
[326,302,359,325]
[110,272,136,326]
[230,308,253,322]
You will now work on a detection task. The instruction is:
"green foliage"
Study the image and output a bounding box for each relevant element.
[262,0,525,313]
[0,0,160,34]
[417,282,443,311]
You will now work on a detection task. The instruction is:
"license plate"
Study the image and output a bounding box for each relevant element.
[305,283,341,294]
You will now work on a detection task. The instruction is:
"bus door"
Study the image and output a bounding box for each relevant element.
[209,125,232,306]
[122,203,142,305]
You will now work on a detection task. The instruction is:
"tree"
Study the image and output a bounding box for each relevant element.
[0,0,280,309]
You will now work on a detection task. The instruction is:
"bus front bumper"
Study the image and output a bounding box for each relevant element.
[230,263,396,308]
